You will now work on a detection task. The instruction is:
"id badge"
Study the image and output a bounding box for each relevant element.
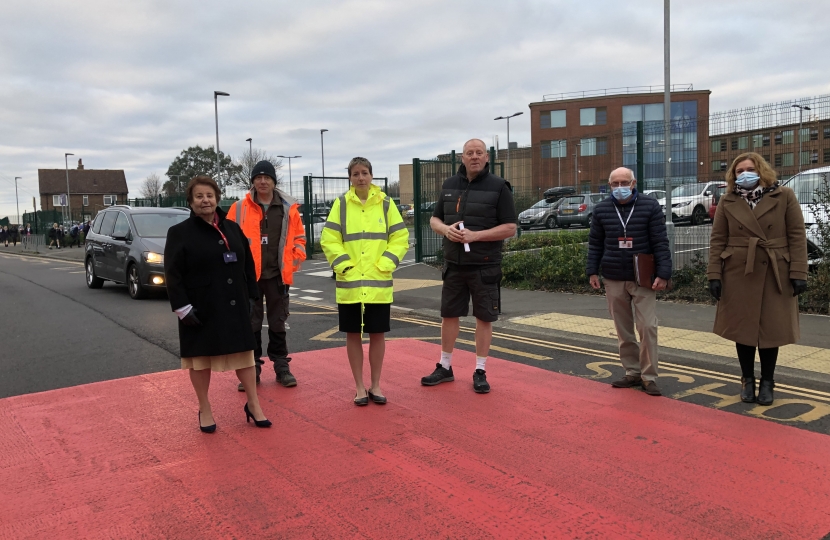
[618,237,633,249]
[223,251,238,264]
[261,234,268,245]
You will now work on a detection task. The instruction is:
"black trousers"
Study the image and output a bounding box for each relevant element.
[251,276,291,374]
[736,343,779,381]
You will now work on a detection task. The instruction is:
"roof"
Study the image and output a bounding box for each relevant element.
[38,169,128,195]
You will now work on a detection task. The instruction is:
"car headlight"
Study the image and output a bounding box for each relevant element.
[143,252,164,264]
[672,201,691,208]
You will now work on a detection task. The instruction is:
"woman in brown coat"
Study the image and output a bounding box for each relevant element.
[707,152,808,406]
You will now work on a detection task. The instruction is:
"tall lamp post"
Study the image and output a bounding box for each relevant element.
[277,155,301,196]
[214,91,229,183]
[792,104,811,173]
[555,141,564,187]
[494,112,523,180]
[320,129,329,204]
[246,137,252,156]
[64,152,74,224]
[14,177,21,227]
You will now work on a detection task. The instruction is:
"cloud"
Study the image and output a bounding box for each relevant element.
[0,0,828,216]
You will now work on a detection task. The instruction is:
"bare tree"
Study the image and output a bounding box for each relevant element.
[140,173,163,199]
[230,148,284,187]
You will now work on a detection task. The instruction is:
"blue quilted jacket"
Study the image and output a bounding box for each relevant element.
[586,190,672,281]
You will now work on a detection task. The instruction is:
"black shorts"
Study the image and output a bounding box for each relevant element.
[440,264,502,322]
[338,303,391,334]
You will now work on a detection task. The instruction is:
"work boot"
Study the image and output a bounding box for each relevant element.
[642,380,662,396]
[740,376,756,403]
[421,363,454,386]
[472,369,490,394]
[757,379,775,406]
[277,370,297,387]
[611,375,642,388]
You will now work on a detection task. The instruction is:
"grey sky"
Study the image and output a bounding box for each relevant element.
[1,0,828,217]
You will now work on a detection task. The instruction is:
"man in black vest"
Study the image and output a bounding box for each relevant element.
[421,139,516,393]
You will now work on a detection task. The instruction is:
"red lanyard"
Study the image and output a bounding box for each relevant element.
[212,214,231,251]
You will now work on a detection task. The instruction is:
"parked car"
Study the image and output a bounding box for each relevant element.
[557,193,605,228]
[708,183,728,221]
[643,189,665,200]
[782,166,829,262]
[657,182,721,226]
[518,198,563,230]
[405,201,436,218]
[85,206,189,299]
[543,186,576,202]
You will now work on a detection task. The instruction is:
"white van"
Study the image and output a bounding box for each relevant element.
[782,166,829,262]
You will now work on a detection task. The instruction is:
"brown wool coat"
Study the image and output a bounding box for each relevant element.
[707,186,808,348]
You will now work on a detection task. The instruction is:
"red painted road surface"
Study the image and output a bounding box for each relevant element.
[2,339,830,539]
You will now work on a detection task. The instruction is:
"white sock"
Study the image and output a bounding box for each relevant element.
[476,356,487,371]
[440,351,452,370]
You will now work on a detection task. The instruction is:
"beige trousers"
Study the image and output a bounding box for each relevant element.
[604,279,659,381]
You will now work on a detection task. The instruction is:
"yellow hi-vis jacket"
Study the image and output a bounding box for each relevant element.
[320,185,409,304]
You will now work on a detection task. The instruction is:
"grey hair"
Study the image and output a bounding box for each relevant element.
[348,156,373,176]
[462,139,488,153]
[608,167,636,183]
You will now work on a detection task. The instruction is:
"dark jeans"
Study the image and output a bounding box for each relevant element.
[251,276,291,374]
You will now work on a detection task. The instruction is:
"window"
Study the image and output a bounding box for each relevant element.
[800,128,810,142]
[763,133,770,147]
[579,107,607,126]
[541,140,566,158]
[824,125,830,139]
[622,105,643,123]
[52,195,62,207]
[774,154,782,167]
[710,140,726,153]
[810,128,819,141]
[103,195,116,206]
[91,212,105,234]
[644,103,663,121]
[82,195,89,207]
[711,160,727,171]
[762,155,770,164]
[542,110,566,129]
[775,132,783,145]
[782,153,794,167]
[801,151,811,165]
[579,138,596,156]
[752,134,763,148]
[112,212,131,239]
[99,211,118,237]
[782,130,794,144]
[824,149,830,163]
[734,136,748,150]
[596,137,608,155]
[731,139,737,150]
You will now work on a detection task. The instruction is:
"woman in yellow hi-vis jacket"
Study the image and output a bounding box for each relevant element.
[321,157,409,406]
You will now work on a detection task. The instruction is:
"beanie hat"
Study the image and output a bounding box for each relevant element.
[251,160,277,184]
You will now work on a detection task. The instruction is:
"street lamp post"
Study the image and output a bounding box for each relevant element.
[14,177,21,227]
[494,112,523,180]
[277,155,302,196]
[556,141,564,187]
[214,91,229,183]
[246,137,252,156]
[792,104,811,173]
[320,129,329,204]
[64,153,74,224]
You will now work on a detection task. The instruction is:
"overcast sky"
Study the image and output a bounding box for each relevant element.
[1,0,828,218]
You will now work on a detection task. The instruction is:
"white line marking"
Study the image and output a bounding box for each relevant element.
[306,271,335,277]
[301,289,322,293]
[299,296,323,301]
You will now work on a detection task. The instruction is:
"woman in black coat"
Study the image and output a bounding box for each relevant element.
[164,176,271,432]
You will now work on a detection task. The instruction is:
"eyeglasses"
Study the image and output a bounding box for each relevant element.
[609,181,632,188]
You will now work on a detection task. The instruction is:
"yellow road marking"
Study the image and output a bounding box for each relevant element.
[455,339,551,361]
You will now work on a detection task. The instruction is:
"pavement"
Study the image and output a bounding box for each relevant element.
[2,340,830,539]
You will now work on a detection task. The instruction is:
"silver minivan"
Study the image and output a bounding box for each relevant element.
[557,193,605,228]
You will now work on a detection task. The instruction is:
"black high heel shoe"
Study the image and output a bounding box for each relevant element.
[199,411,216,433]
[244,403,272,427]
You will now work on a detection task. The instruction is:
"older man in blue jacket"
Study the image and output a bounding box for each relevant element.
[587,167,671,396]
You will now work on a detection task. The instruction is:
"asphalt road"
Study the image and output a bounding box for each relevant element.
[2,249,829,436]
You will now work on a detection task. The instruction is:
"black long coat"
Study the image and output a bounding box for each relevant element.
[164,208,259,358]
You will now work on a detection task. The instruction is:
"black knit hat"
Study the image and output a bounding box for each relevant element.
[250,160,277,184]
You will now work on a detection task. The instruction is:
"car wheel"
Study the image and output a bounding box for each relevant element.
[128,263,147,300]
[585,214,593,228]
[546,216,557,229]
[691,205,706,226]
[86,258,104,289]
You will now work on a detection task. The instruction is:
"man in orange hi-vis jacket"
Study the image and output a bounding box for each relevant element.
[227,160,306,391]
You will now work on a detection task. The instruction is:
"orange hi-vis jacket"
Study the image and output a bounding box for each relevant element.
[227,188,306,284]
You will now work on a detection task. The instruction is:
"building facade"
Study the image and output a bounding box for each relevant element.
[38,159,129,222]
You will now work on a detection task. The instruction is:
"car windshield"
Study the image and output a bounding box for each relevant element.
[530,200,552,209]
[786,172,829,203]
[671,183,707,198]
[562,196,584,205]
[131,213,188,237]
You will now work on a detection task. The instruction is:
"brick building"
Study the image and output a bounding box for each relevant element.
[528,85,711,193]
[38,159,129,222]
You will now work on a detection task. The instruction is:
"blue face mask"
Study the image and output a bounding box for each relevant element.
[735,171,760,189]
[612,186,632,200]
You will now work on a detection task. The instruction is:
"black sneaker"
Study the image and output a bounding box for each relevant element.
[473,369,490,394]
[237,374,260,392]
[421,363,454,386]
[277,371,297,387]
